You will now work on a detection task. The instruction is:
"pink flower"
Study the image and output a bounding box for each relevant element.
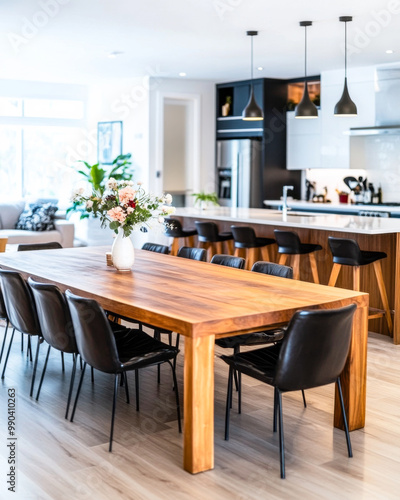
[118,187,136,205]
[107,206,126,223]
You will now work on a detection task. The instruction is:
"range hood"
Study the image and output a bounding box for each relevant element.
[348,66,400,136]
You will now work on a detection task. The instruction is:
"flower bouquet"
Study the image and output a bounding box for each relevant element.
[71,179,174,270]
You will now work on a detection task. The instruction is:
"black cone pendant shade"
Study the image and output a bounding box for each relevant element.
[295,21,318,119]
[242,31,263,121]
[334,16,357,116]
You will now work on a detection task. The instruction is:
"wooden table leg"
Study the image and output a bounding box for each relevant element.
[334,302,368,431]
[183,335,215,473]
[394,233,400,344]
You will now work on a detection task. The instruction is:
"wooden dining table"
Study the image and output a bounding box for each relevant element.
[0,246,368,474]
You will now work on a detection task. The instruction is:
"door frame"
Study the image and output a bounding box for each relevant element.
[153,91,201,202]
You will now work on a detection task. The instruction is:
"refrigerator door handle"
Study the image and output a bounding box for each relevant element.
[231,152,239,208]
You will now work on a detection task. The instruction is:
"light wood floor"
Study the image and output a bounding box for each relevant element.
[1,327,400,500]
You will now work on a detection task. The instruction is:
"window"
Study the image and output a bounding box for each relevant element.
[24,99,84,119]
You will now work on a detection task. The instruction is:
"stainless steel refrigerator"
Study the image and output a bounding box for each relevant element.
[216,139,262,208]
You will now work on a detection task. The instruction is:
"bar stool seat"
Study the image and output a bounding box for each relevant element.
[195,221,234,260]
[274,230,322,283]
[231,225,276,270]
[164,218,197,256]
[328,236,392,334]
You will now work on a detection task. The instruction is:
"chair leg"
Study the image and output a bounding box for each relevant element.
[109,374,119,452]
[36,345,51,401]
[353,266,360,291]
[61,351,65,373]
[65,354,77,420]
[91,366,95,384]
[225,366,233,441]
[173,334,180,373]
[168,360,182,433]
[0,319,9,364]
[301,389,307,408]
[308,252,319,284]
[27,335,32,361]
[226,239,234,255]
[187,235,195,247]
[336,377,353,458]
[247,247,258,271]
[21,331,23,352]
[124,372,130,404]
[328,263,341,287]
[70,362,87,422]
[171,238,180,256]
[278,254,288,266]
[238,372,242,414]
[135,369,140,411]
[277,389,285,479]
[1,328,15,379]
[373,260,393,334]
[30,337,42,398]
[273,387,278,433]
[292,254,300,280]
[260,245,271,262]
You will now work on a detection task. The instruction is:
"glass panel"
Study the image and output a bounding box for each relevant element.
[0,126,22,199]
[0,97,23,117]
[22,126,86,207]
[23,99,84,119]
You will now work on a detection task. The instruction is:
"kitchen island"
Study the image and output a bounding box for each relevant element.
[174,207,400,343]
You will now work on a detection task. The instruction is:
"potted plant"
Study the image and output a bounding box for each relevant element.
[67,153,133,218]
[191,191,219,210]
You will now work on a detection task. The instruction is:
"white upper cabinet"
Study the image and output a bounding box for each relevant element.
[286,110,322,170]
[286,66,376,169]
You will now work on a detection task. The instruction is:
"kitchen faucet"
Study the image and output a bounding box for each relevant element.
[282,185,294,215]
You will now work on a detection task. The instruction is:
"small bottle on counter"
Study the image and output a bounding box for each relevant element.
[378,186,382,204]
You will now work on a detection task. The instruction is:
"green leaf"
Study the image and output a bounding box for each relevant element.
[109,221,120,230]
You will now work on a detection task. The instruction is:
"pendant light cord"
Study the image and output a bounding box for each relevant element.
[304,25,307,78]
[344,20,347,78]
[250,35,254,80]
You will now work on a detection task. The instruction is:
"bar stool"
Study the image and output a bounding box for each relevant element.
[164,218,197,256]
[231,226,275,270]
[328,236,392,334]
[274,230,322,283]
[195,221,234,260]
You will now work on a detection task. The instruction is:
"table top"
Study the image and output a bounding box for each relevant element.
[0,246,367,338]
[174,207,400,235]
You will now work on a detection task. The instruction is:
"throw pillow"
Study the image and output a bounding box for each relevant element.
[15,203,58,231]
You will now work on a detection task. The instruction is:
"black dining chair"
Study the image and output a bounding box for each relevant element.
[0,288,10,365]
[164,218,197,256]
[17,241,63,251]
[0,270,43,397]
[141,242,169,254]
[195,221,234,260]
[177,246,207,262]
[65,290,181,452]
[221,303,356,479]
[210,254,245,269]
[215,260,300,413]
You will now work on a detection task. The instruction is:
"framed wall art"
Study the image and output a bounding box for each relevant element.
[97,120,123,164]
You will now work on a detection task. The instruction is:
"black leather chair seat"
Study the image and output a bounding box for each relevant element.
[141,242,169,254]
[197,231,233,243]
[210,254,245,268]
[234,237,275,249]
[164,218,197,238]
[216,329,285,349]
[278,242,322,255]
[195,221,233,243]
[333,249,387,267]
[177,247,207,261]
[113,328,178,370]
[328,236,387,266]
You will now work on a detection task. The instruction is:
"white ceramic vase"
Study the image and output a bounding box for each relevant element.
[111,228,135,271]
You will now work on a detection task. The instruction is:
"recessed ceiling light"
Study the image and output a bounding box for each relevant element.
[257,66,263,71]
[108,51,124,59]
[179,72,187,77]
[386,49,394,54]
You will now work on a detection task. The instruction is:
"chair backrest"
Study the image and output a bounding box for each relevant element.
[274,230,301,254]
[177,246,207,262]
[65,290,121,373]
[328,237,363,266]
[210,254,245,269]
[164,218,183,237]
[0,270,41,336]
[231,226,257,246]
[251,261,293,279]
[17,242,63,252]
[273,304,357,392]
[0,287,8,320]
[28,278,77,354]
[195,221,219,242]
[141,242,169,254]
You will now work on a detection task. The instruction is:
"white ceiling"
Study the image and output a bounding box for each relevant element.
[1,0,400,84]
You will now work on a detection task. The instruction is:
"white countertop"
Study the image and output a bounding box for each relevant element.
[263,199,400,214]
[174,207,400,235]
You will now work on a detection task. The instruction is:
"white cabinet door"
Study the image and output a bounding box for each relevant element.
[286,110,321,170]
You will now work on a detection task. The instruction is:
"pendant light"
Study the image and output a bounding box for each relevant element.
[242,30,263,121]
[334,16,357,116]
[295,21,318,119]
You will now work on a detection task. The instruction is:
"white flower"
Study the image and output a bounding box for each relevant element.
[158,215,165,224]
[163,193,173,205]
[127,207,134,214]
[70,187,85,201]
[162,205,175,215]
[86,200,93,209]
[106,178,118,190]
[137,181,143,186]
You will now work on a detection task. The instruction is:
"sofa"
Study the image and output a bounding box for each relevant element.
[0,201,75,248]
